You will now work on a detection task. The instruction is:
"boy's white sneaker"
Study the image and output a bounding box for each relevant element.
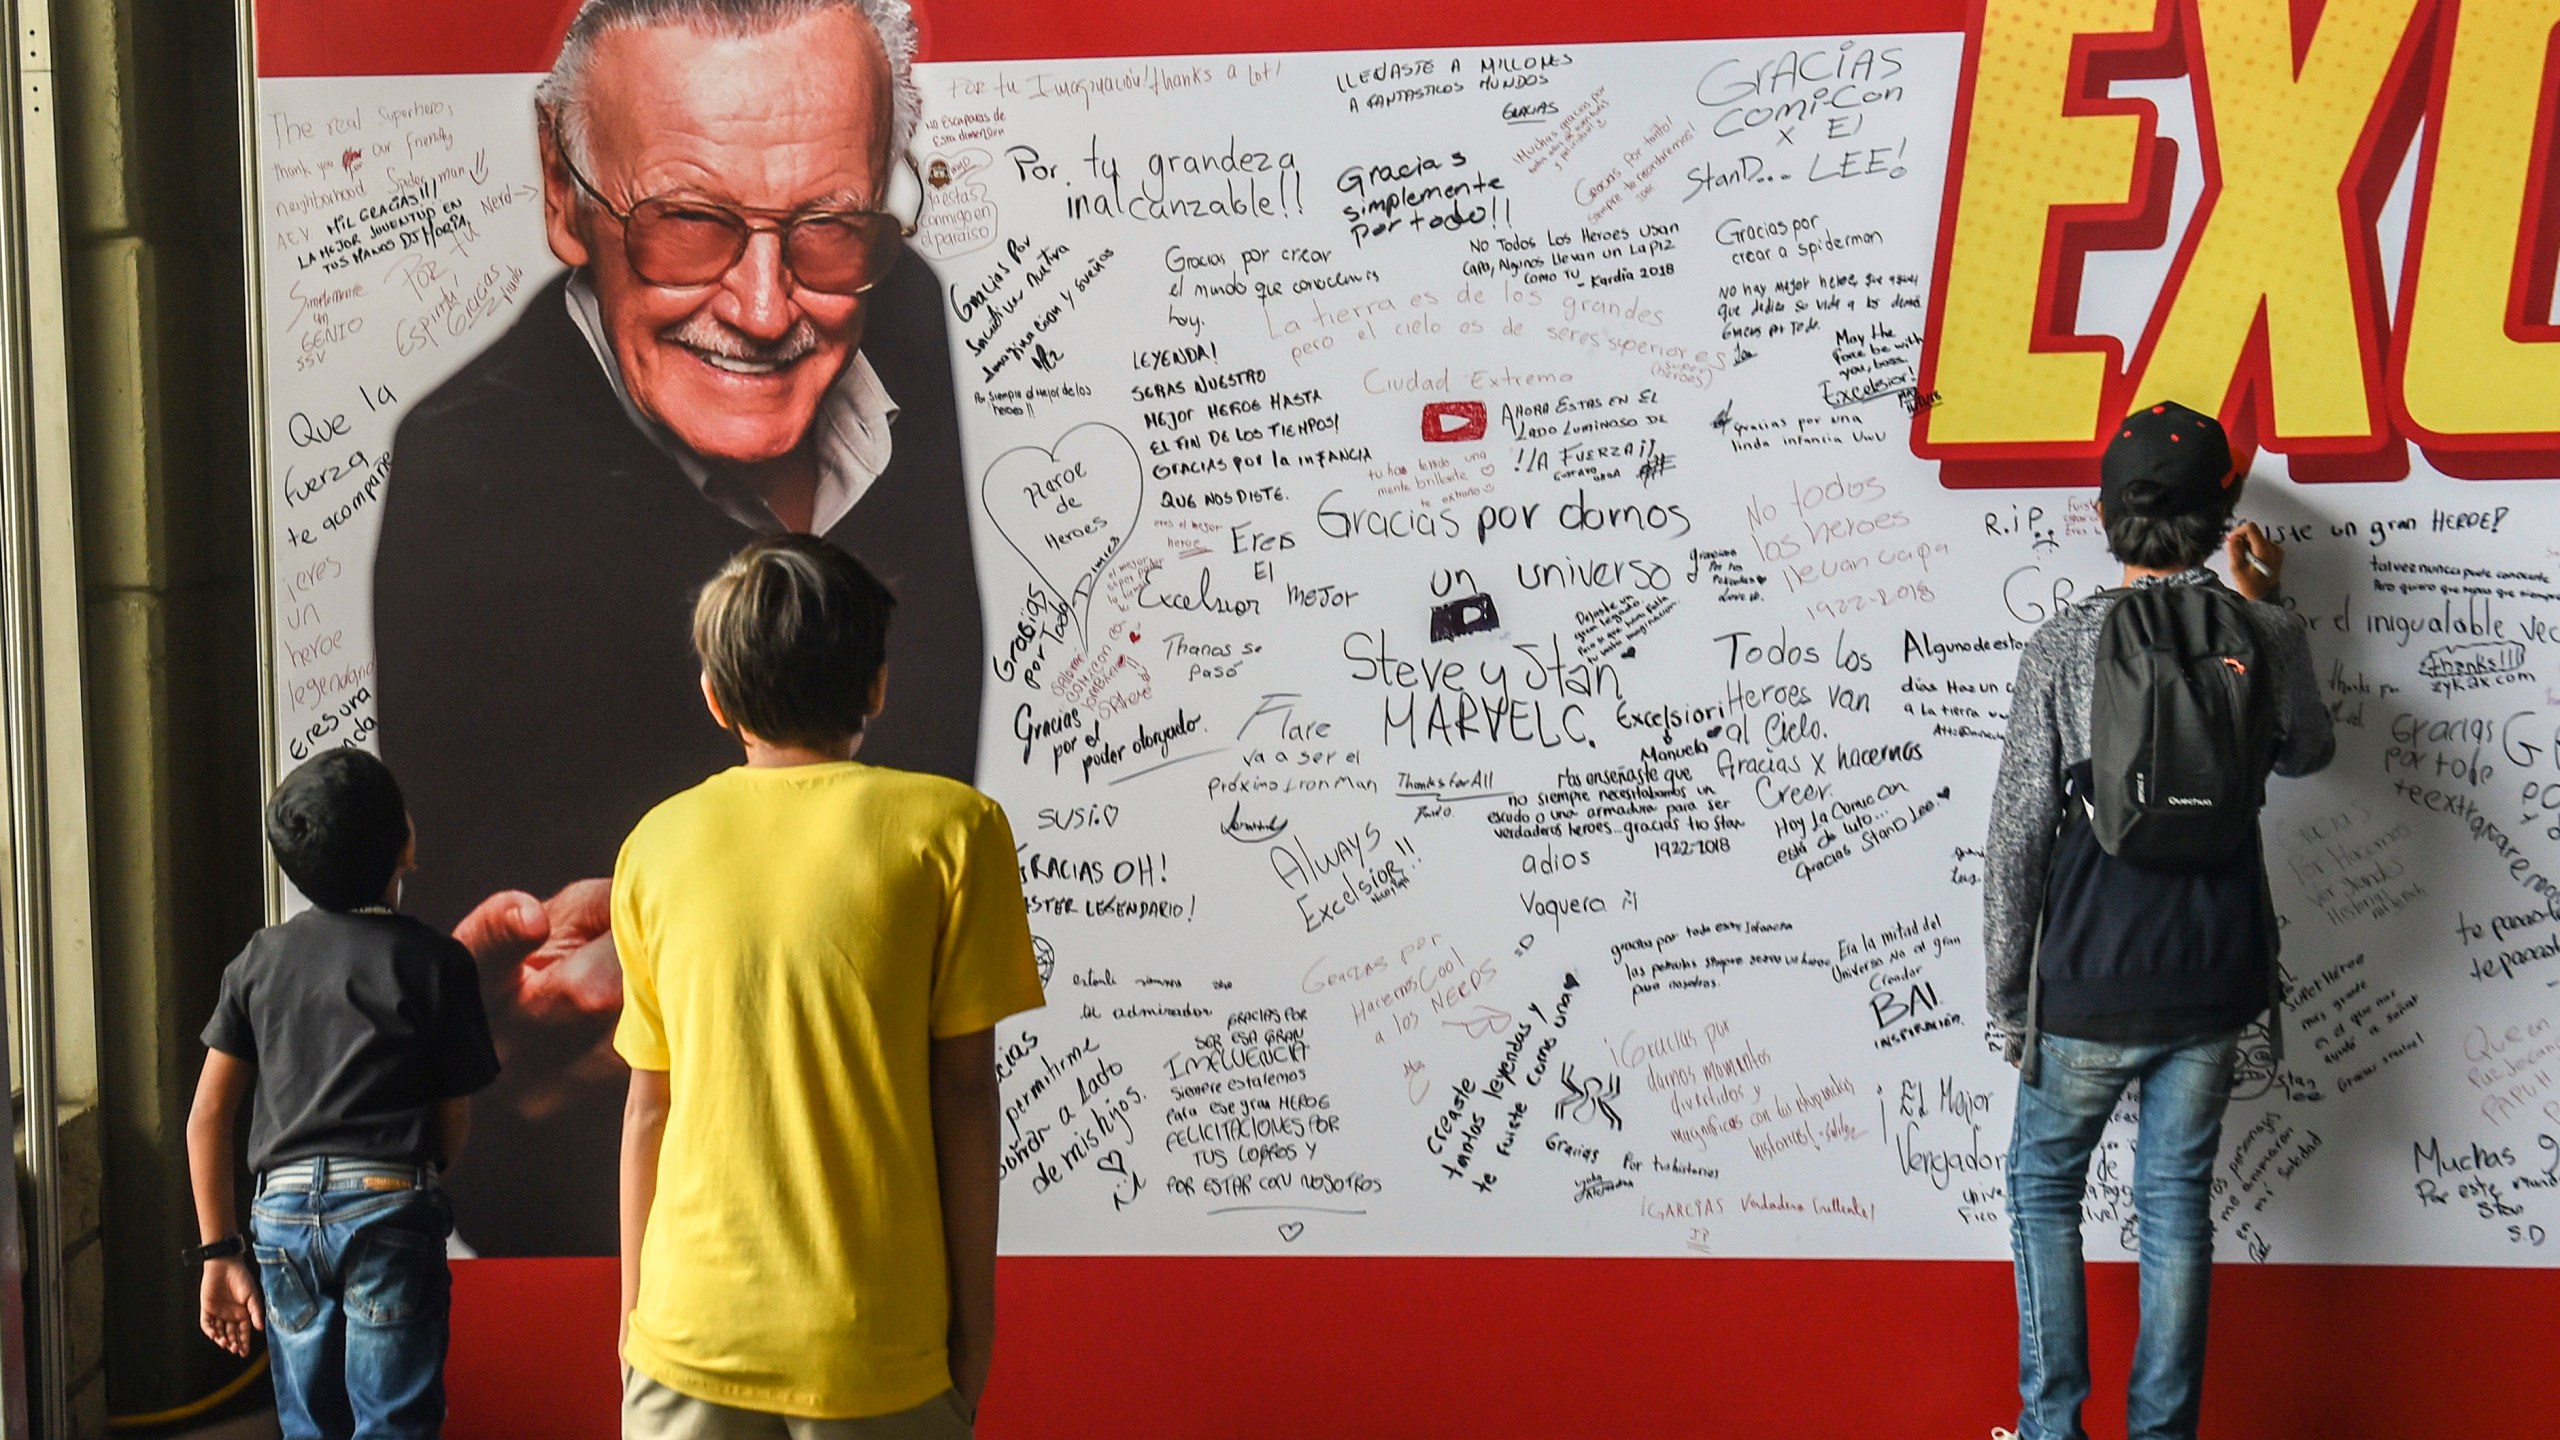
[1992,1431,2020,1440]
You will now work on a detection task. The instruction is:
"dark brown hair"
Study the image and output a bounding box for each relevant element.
[267,748,409,910]
[2104,492,2237,571]
[692,535,896,748]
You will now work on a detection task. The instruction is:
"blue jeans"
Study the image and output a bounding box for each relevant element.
[2007,1031,2240,1440]
[250,1161,454,1440]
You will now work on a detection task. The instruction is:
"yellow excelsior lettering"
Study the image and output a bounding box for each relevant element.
[2398,0,2560,443]
[1927,0,2161,448]
[2128,0,2425,442]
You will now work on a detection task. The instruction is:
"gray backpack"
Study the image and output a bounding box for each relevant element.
[2086,583,2276,865]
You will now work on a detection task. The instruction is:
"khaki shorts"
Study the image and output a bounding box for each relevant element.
[623,1369,973,1440]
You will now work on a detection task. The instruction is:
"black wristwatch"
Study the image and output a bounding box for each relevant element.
[182,1235,245,1265]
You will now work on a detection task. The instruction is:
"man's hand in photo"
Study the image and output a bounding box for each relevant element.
[455,881,625,1119]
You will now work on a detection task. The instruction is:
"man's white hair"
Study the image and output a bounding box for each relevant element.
[535,0,920,178]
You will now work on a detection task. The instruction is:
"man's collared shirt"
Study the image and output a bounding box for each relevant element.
[565,272,898,535]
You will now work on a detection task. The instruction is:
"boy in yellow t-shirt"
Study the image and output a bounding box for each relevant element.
[614,535,1044,1438]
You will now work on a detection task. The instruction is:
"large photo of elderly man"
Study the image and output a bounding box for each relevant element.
[370,0,984,1256]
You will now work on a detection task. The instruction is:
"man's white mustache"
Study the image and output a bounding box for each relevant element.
[663,316,822,370]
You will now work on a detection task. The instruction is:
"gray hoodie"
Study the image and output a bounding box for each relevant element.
[1983,567,2335,1061]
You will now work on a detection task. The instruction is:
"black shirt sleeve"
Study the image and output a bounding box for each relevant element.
[431,938,501,1098]
[200,951,257,1061]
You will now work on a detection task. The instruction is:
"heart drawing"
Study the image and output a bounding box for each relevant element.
[1277,1221,1306,1243]
[980,423,1144,647]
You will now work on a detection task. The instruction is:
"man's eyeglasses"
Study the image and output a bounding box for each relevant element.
[552,138,913,296]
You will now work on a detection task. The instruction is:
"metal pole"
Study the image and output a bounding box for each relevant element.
[0,0,65,1430]
[0,940,29,1438]
[0,0,97,1428]
[232,0,281,925]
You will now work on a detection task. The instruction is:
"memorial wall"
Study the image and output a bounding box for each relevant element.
[248,0,2560,1278]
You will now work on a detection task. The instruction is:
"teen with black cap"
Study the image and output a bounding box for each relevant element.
[1983,402,2334,1440]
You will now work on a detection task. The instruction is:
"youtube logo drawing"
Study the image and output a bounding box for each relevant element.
[1422,400,1487,442]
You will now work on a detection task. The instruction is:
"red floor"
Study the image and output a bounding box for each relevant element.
[448,1257,2560,1438]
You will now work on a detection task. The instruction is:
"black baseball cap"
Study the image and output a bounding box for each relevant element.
[2099,401,2236,518]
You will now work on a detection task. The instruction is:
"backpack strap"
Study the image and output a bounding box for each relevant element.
[2021,913,2047,1087]
[2061,759,2098,822]
[2258,843,2285,1069]
[2020,772,2092,1087]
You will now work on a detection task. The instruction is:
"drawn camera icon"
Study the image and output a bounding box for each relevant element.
[1430,592,1501,642]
